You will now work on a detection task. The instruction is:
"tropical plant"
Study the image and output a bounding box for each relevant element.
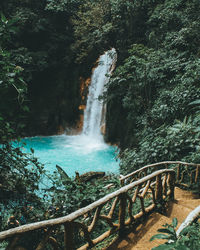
[150,218,200,250]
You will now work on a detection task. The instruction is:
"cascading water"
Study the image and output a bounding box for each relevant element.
[18,49,119,178]
[82,48,117,142]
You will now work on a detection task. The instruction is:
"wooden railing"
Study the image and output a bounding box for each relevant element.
[120,161,200,188]
[0,169,175,250]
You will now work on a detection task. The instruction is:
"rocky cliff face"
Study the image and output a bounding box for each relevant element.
[26,61,96,136]
[26,66,81,135]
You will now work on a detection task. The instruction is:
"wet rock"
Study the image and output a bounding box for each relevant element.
[75,171,105,183]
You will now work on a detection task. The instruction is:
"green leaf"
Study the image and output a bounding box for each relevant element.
[172,218,178,228]
[152,243,175,250]
[150,234,170,241]
[22,105,29,112]
[157,228,175,235]
[7,72,16,77]
[56,165,70,180]
[1,13,7,23]
[189,99,200,105]
[179,225,193,235]
[176,245,190,250]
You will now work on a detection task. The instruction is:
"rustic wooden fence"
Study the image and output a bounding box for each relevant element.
[0,169,175,250]
[120,161,200,188]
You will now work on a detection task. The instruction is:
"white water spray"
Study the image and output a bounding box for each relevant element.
[82,48,117,142]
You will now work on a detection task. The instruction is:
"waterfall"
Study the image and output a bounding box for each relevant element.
[82,48,117,141]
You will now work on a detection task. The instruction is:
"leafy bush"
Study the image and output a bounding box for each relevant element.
[120,116,200,175]
[150,218,200,250]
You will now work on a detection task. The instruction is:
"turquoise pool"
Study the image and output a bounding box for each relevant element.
[19,134,119,177]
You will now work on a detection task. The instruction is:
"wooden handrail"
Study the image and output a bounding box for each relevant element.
[120,161,200,186]
[0,169,175,249]
[0,169,174,241]
[1,160,198,249]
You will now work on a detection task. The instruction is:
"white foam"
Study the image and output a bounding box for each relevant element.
[64,134,108,154]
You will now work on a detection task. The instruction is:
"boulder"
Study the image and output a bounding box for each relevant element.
[75,171,105,183]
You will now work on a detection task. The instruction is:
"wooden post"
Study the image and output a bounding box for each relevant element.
[120,179,124,186]
[118,193,126,238]
[195,165,199,184]
[139,195,145,215]
[169,172,175,200]
[36,228,52,250]
[155,175,162,201]
[195,165,200,194]
[48,237,60,250]
[176,164,180,183]
[64,222,74,250]
[162,174,167,197]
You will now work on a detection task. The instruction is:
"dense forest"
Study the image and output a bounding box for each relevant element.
[0,0,200,246]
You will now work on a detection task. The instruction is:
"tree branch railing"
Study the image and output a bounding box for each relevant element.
[0,169,175,250]
[120,161,200,188]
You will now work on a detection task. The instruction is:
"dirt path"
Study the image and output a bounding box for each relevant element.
[105,187,200,250]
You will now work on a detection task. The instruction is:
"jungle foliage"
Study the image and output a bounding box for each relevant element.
[0,0,200,243]
[103,0,200,175]
[0,0,81,135]
[0,3,117,237]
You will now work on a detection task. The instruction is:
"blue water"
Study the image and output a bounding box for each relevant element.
[19,134,119,177]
